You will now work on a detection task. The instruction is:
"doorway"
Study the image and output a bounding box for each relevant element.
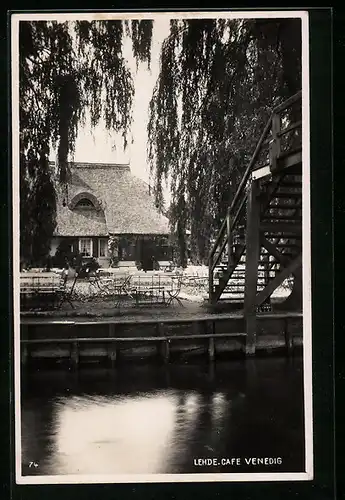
[140,238,157,271]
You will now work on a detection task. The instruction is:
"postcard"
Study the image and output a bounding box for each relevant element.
[11,9,313,484]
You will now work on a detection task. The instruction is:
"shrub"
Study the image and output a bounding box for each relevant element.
[108,236,119,267]
[52,241,79,269]
[77,257,100,278]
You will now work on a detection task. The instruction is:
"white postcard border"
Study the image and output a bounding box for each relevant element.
[12,9,313,484]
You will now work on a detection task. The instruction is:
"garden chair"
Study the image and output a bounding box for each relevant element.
[105,274,134,306]
[165,275,184,307]
[58,269,78,309]
[132,274,165,305]
[86,269,112,298]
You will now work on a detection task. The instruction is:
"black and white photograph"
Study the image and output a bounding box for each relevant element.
[12,10,312,484]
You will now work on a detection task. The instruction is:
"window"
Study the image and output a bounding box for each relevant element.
[99,239,108,258]
[79,238,92,257]
[76,198,94,208]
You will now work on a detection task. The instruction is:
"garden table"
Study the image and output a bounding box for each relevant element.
[20,271,75,309]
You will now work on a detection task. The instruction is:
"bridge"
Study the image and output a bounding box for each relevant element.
[208,91,303,355]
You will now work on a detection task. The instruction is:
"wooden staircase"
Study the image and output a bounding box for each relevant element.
[208,91,303,354]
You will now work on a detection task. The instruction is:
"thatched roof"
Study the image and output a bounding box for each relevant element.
[53,162,170,237]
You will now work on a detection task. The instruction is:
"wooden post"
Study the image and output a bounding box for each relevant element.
[209,337,215,362]
[208,357,215,380]
[270,112,281,172]
[70,341,79,369]
[21,324,29,366]
[108,324,117,368]
[109,323,115,338]
[227,210,232,270]
[21,323,29,340]
[108,344,117,368]
[192,321,200,336]
[157,322,169,363]
[207,320,215,361]
[156,323,162,359]
[246,358,258,389]
[284,319,294,355]
[21,343,28,366]
[209,258,214,304]
[163,339,170,364]
[244,179,261,356]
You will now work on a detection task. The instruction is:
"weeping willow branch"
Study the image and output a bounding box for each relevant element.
[148,18,301,264]
[19,19,153,263]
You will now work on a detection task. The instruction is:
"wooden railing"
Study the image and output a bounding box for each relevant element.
[270,91,302,171]
[208,91,302,301]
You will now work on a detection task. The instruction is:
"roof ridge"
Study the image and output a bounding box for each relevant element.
[49,161,130,170]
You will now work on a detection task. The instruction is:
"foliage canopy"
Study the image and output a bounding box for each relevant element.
[19,19,152,263]
[19,17,301,266]
[148,18,301,264]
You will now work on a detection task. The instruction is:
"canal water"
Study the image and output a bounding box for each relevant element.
[20,356,305,477]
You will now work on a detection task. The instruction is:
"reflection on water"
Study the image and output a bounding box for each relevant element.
[21,357,305,476]
[52,392,180,474]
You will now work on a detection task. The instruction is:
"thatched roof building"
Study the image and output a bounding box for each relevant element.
[53,162,169,237]
[50,162,172,269]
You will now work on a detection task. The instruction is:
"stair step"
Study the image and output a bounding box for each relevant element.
[223,279,270,284]
[264,215,302,222]
[262,215,302,221]
[282,173,302,180]
[275,243,301,248]
[279,181,302,188]
[266,203,302,210]
[215,283,268,290]
[218,268,278,277]
[222,288,267,292]
[272,198,301,204]
[263,215,302,221]
[264,233,302,238]
[218,283,268,288]
[217,280,278,286]
[273,192,302,198]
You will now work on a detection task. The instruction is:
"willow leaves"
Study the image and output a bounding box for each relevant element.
[148,18,301,264]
